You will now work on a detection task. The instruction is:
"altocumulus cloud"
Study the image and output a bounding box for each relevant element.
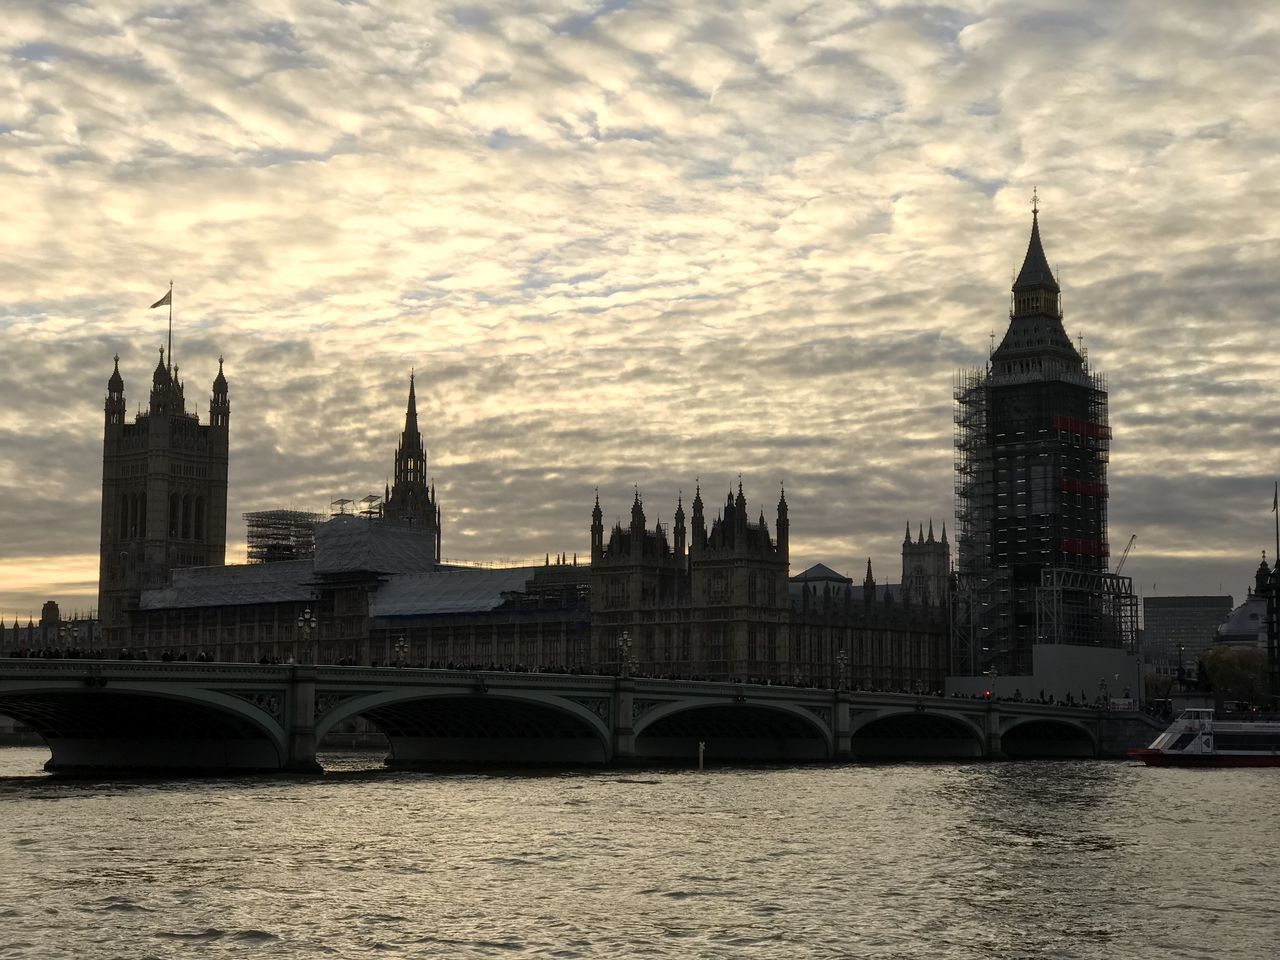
[0,0,1278,617]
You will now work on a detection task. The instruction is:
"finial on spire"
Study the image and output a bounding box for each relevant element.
[1031,185,1039,215]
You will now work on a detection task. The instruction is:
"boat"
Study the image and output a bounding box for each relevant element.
[1129,708,1280,767]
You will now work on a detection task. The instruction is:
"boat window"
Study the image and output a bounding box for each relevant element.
[1169,732,1198,751]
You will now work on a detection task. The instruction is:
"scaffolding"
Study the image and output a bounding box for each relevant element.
[244,509,325,563]
[953,357,1118,677]
[953,367,993,677]
[1035,567,1137,652]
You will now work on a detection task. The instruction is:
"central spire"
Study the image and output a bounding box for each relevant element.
[403,370,419,443]
[992,202,1080,369]
[1012,208,1059,297]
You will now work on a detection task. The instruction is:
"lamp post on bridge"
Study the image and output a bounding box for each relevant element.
[617,631,633,678]
[835,648,848,691]
[395,636,409,668]
[297,608,317,664]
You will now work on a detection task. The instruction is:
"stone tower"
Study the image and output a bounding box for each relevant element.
[954,203,1128,678]
[901,519,950,608]
[381,372,441,562]
[98,350,230,646]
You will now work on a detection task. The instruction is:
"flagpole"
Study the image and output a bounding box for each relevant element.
[167,280,173,373]
[1273,480,1278,573]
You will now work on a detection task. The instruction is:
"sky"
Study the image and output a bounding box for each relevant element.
[1,0,1278,622]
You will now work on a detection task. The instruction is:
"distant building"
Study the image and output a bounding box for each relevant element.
[589,484,790,680]
[133,514,587,667]
[951,205,1138,702]
[1144,594,1234,680]
[789,560,949,693]
[128,378,584,665]
[378,372,441,561]
[901,520,950,608]
[97,349,230,647]
[1,605,100,653]
[1208,557,1276,658]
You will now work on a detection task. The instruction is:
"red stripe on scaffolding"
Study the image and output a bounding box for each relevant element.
[1052,415,1111,440]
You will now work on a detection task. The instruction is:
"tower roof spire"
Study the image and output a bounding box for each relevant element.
[1013,193,1059,294]
[398,370,423,455]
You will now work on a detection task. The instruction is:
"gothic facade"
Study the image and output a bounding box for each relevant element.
[380,372,441,562]
[788,560,949,695]
[98,349,229,647]
[589,484,790,680]
[901,520,950,608]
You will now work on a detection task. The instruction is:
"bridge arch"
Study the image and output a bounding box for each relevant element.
[0,683,287,773]
[633,699,833,761]
[1000,716,1098,758]
[850,708,986,759]
[315,687,613,766]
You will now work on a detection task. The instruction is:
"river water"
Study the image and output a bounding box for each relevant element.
[0,747,1275,959]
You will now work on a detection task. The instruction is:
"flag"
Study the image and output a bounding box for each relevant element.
[149,289,171,309]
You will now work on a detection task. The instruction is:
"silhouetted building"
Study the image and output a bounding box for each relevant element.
[98,350,230,647]
[1144,594,1234,680]
[952,205,1137,698]
[380,372,441,562]
[589,483,790,680]
[901,520,950,608]
[788,560,949,693]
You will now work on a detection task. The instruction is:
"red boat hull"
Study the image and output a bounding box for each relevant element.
[1128,748,1280,767]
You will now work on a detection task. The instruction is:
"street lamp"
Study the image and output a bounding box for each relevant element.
[395,635,409,668]
[59,622,75,654]
[617,631,633,678]
[297,608,318,664]
[835,648,849,690]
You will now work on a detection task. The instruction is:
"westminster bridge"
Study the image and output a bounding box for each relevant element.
[0,660,1161,774]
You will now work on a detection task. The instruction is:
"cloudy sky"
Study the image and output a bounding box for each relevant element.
[2,0,1278,622]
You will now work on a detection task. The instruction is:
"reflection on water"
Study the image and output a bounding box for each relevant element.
[1,746,1276,959]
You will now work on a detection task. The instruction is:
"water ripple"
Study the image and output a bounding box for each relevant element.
[0,750,1276,959]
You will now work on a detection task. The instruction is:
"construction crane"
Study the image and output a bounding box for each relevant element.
[1116,533,1137,574]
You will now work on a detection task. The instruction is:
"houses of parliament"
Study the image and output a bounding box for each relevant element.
[12,208,1139,702]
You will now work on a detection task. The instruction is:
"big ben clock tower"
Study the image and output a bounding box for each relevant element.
[953,196,1129,682]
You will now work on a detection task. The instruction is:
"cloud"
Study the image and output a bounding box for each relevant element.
[1,0,1278,619]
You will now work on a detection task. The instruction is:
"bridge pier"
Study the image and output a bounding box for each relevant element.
[984,704,1004,759]
[613,678,635,762]
[833,690,851,759]
[284,666,322,773]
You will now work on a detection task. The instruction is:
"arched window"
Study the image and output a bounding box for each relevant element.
[181,494,192,540]
[169,493,179,538]
[120,494,130,538]
[195,497,205,541]
[138,492,147,537]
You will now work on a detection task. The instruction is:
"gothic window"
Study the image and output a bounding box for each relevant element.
[138,492,146,537]
[169,493,179,537]
[195,497,205,541]
[119,494,129,538]
[181,493,192,539]
[709,572,728,603]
